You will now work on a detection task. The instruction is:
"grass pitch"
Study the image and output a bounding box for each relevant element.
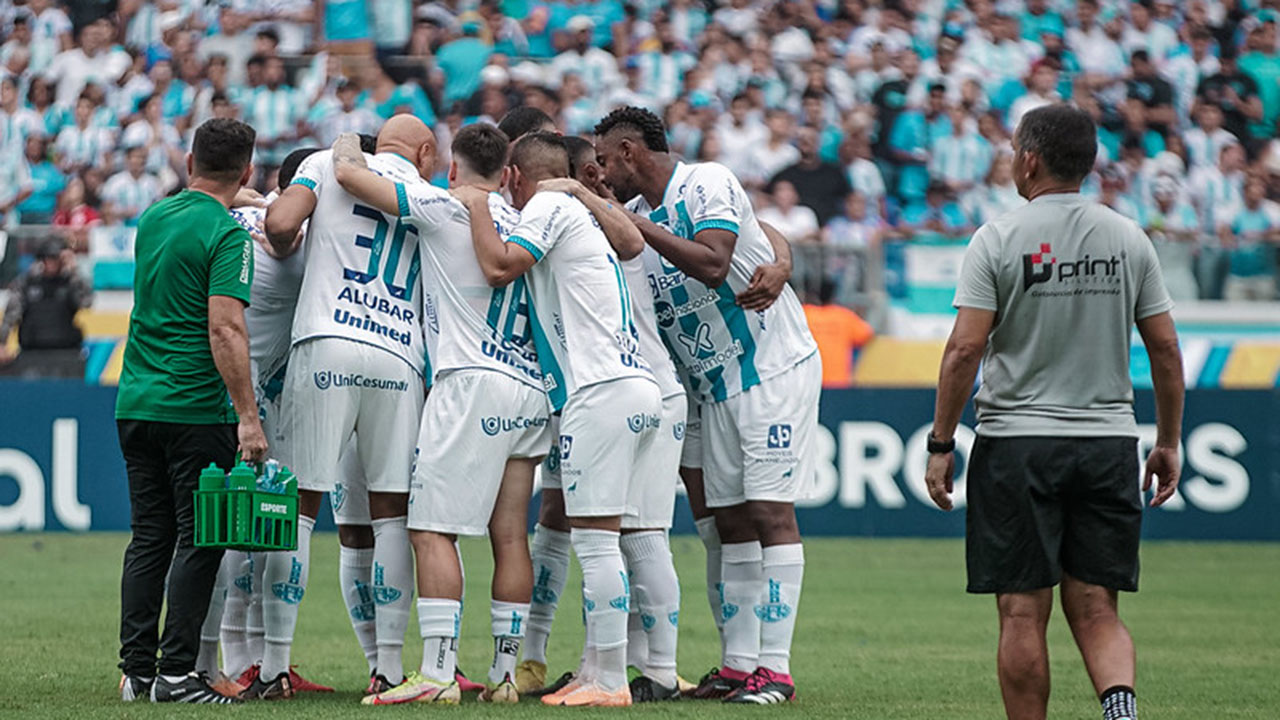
[0,534,1276,718]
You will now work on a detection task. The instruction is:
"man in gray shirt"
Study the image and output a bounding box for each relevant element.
[924,105,1184,720]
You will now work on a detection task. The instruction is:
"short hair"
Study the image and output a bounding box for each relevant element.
[279,147,320,187]
[1014,105,1097,182]
[594,106,669,152]
[358,133,378,154]
[510,131,570,180]
[452,123,510,178]
[561,135,596,178]
[497,106,556,142]
[256,28,280,45]
[192,118,255,182]
[210,91,230,105]
[1130,49,1150,64]
[246,53,267,69]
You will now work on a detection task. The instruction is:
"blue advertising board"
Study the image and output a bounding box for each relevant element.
[1,381,1276,540]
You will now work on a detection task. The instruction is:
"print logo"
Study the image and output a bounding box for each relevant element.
[678,323,716,357]
[481,417,502,436]
[767,424,792,449]
[673,421,686,441]
[1022,243,1123,291]
[1022,243,1056,289]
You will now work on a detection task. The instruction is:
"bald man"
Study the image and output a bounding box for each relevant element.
[251,114,436,699]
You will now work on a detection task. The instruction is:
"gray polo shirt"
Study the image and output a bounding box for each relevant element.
[953,192,1174,437]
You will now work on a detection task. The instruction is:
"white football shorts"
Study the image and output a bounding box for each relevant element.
[622,391,687,530]
[702,353,821,508]
[409,369,552,535]
[559,377,662,519]
[282,337,424,494]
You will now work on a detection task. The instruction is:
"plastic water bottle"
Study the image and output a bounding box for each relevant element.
[228,463,256,491]
[199,463,226,491]
[278,467,298,497]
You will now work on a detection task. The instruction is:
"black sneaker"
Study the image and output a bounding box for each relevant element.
[687,667,745,700]
[724,667,796,704]
[629,675,680,702]
[151,672,241,704]
[367,673,399,696]
[119,674,153,702]
[238,670,294,700]
[526,671,574,698]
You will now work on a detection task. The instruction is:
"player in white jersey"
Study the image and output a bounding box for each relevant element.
[595,107,820,704]
[327,123,554,706]
[468,132,660,707]
[259,115,435,697]
[513,137,686,702]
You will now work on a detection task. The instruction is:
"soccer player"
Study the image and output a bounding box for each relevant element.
[594,107,821,704]
[470,132,661,707]
[329,122,554,706]
[539,136,687,701]
[254,115,435,698]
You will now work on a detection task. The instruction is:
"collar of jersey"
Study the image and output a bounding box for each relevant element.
[659,161,685,207]
[377,151,417,174]
[1030,191,1085,204]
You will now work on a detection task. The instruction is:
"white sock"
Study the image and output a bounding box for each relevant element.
[572,528,629,691]
[524,524,571,665]
[620,531,679,688]
[418,598,460,684]
[220,551,253,677]
[246,552,266,665]
[261,515,314,680]
[695,517,726,658]
[626,611,647,670]
[372,516,413,683]
[489,600,529,685]
[758,544,804,676]
[339,545,378,672]
[196,556,229,678]
[721,540,763,674]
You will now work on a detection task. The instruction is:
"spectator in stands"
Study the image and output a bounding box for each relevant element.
[358,57,437,126]
[965,151,1026,225]
[1191,141,1246,235]
[0,239,91,379]
[759,180,820,245]
[436,18,495,107]
[771,125,853,226]
[887,84,933,211]
[321,0,373,54]
[931,103,993,196]
[900,180,971,235]
[1185,103,1240,169]
[1007,59,1060,131]
[1197,46,1262,150]
[312,78,381,147]
[1124,0,1178,61]
[549,16,618,99]
[53,91,111,172]
[121,92,184,183]
[1,75,43,146]
[101,144,162,226]
[1145,175,1202,301]
[52,174,100,252]
[242,55,300,175]
[18,134,65,224]
[0,133,32,227]
[45,17,129,109]
[1221,176,1280,300]
[745,107,798,189]
[1127,50,1176,138]
[27,0,73,75]
[802,279,874,389]
[842,132,888,219]
[1238,17,1280,144]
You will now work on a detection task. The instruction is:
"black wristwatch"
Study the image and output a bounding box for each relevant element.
[927,432,955,454]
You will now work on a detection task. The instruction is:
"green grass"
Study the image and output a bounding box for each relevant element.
[1,534,1277,718]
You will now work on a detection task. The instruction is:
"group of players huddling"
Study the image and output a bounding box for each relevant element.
[183,103,820,707]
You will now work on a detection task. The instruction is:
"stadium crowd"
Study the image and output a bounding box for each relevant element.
[2,0,1280,302]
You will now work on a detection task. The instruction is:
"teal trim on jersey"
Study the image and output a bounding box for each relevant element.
[291,177,317,190]
[694,218,740,235]
[669,201,728,400]
[395,182,409,217]
[508,235,544,262]
[423,341,434,389]
[648,206,670,225]
[486,285,507,330]
[526,299,568,411]
[503,277,530,343]
[714,284,760,399]
[608,254,631,331]
[262,364,288,403]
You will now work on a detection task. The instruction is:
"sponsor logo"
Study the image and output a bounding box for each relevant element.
[481,415,549,436]
[507,611,523,636]
[372,561,403,605]
[641,613,656,630]
[754,578,792,623]
[423,292,439,334]
[544,444,560,473]
[1022,243,1123,292]
[673,421,686,441]
[271,557,305,605]
[481,339,543,382]
[240,238,252,285]
[685,339,745,375]
[350,579,376,621]
[627,413,661,433]
[559,435,574,460]
[258,501,288,515]
[331,308,414,346]
[336,286,416,324]
[678,323,716,357]
[313,371,410,392]
[768,424,792,449]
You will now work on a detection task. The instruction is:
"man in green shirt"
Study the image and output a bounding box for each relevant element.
[116,117,267,705]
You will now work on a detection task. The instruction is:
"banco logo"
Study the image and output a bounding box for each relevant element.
[481,415,549,436]
[767,424,792,449]
[1022,243,1122,291]
[627,413,661,433]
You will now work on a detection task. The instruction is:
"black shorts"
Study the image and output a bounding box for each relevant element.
[965,435,1142,594]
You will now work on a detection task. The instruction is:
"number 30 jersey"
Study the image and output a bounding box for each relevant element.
[288,150,427,377]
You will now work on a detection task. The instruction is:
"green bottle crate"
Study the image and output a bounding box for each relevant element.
[193,463,298,551]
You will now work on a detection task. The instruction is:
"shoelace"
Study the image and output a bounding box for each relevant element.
[741,669,774,693]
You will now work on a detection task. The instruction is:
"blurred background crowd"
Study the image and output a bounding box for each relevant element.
[2,0,1280,380]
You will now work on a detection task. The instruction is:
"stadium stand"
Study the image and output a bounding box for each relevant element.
[3,0,1280,380]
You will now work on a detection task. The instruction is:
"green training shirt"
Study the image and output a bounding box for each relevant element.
[116,190,254,424]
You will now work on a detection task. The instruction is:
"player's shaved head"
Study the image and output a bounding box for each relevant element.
[376,113,437,179]
[510,132,569,182]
